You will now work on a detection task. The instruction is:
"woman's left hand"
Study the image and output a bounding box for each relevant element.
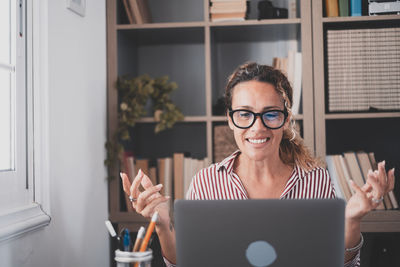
[345,161,395,222]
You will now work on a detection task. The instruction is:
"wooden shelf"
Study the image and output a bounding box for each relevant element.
[137,116,208,123]
[208,18,301,27]
[361,210,400,232]
[117,21,206,30]
[116,18,302,30]
[325,112,400,120]
[322,14,400,23]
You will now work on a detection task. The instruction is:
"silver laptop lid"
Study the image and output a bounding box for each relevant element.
[175,199,345,267]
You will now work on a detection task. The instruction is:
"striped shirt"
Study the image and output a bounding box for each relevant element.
[164,151,360,267]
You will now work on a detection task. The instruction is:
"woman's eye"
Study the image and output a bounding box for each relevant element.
[264,112,279,120]
[239,111,252,118]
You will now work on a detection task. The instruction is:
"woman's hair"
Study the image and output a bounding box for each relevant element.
[225,62,321,170]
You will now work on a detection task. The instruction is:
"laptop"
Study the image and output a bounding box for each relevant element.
[174,199,345,267]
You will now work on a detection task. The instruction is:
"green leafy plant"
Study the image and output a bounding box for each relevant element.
[105,74,184,179]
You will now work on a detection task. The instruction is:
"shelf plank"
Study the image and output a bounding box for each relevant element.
[326,112,400,120]
[110,210,400,232]
[117,21,206,30]
[116,18,302,30]
[209,18,301,27]
[361,210,400,232]
[322,14,400,23]
[137,116,208,123]
[109,212,148,223]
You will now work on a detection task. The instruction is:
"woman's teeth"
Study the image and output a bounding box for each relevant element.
[248,138,269,144]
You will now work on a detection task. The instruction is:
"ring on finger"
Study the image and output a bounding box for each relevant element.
[129,195,137,202]
[371,196,384,204]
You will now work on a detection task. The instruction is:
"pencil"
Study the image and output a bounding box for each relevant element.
[139,211,158,252]
[132,226,145,252]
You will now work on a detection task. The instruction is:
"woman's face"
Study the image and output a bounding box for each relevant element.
[228,80,288,162]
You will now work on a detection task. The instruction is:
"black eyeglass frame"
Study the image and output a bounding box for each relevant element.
[228,108,288,129]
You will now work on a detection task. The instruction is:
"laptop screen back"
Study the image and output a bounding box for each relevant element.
[175,199,345,267]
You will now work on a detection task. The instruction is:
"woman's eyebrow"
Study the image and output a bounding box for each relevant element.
[234,105,281,110]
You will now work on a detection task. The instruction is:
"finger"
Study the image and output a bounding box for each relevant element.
[120,172,132,195]
[136,184,163,212]
[141,173,155,189]
[140,196,170,218]
[130,169,145,197]
[349,180,375,208]
[366,176,384,199]
[361,181,372,192]
[377,161,388,185]
[387,168,395,192]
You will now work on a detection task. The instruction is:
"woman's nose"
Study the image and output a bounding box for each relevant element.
[251,115,265,131]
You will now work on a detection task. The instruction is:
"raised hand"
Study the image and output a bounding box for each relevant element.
[346,161,395,222]
[120,169,170,225]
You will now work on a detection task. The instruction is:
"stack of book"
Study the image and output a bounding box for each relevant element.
[325,0,361,17]
[209,0,248,22]
[326,151,399,210]
[327,27,400,112]
[121,151,209,211]
[272,50,302,115]
[122,0,152,24]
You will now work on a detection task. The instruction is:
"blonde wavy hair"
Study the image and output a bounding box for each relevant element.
[225,62,321,171]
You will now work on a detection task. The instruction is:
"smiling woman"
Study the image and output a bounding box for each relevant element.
[120,62,395,267]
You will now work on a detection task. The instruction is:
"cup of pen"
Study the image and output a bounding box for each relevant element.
[115,249,153,267]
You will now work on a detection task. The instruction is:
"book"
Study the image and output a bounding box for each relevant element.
[173,153,185,200]
[325,0,339,17]
[136,0,152,23]
[164,157,173,200]
[128,0,143,24]
[122,0,135,24]
[210,5,247,14]
[157,158,166,194]
[210,12,246,22]
[388,191,399,209]
[339,154,356,195]
[326,155,345,199]
[356,151,385,210]
[343,152,365,188]
[291,52,302,115]
[121,151,135,212]
[350,0,361,16]
[338,0,349,16]
[149,166,157,185]
[135,159,149,177]
[211,1,246,9]
[333,155,353,201]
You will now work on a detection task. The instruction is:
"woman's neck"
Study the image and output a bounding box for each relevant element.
[234,152,292,183]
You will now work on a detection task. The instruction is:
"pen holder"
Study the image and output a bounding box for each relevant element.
[114,249,153,267]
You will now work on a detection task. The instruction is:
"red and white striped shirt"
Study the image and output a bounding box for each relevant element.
[164,151,360,267]
[187,150,336,200]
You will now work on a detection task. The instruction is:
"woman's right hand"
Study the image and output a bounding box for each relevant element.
[120,169,171,227]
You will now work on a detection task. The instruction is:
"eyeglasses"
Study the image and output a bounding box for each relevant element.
[228,109,288,129]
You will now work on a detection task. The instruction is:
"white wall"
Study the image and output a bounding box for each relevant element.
[0,1,109,266]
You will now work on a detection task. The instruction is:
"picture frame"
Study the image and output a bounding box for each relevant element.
[66,0,86,17]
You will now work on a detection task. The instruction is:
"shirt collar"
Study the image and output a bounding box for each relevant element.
[216,150,241,174]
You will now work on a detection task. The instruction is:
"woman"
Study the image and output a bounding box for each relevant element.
[121,62,395,267]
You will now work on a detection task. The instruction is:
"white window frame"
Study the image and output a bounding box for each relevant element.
[0,0,51,243]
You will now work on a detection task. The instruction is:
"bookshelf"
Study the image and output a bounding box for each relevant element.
[311,0,400,234]
[107,1,400,263]
[107,0,314,230]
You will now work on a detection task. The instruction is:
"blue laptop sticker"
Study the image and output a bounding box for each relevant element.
[246,240,277,267]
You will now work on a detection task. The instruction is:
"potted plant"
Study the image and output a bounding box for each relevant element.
[105,74,184,179]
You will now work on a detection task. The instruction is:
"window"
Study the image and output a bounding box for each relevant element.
[0,0,50,242]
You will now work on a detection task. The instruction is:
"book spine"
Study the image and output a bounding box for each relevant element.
[350,0,362,16]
